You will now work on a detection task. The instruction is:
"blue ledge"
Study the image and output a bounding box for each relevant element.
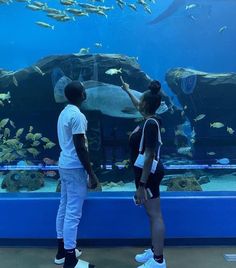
[0,192,236,241]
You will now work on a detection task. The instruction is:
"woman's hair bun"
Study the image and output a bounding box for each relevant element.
[149,80,161,95]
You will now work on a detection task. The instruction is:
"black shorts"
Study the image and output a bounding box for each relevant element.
[134,162,164,198]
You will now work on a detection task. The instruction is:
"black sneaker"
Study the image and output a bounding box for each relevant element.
[54,248,82,265]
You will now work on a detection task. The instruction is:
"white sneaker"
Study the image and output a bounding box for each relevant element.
[54,248,82,265]
[137,258,166,268]
[74,259,95,268]
[135,249,154,263]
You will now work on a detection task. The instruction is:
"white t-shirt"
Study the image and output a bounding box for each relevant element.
[57,104,88,169]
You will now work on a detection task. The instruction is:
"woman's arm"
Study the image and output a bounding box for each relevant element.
[140,147,156,184]
[120,76,140,111]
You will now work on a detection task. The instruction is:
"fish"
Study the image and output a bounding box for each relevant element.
[184,105,187,110]
[175,129,186,137]
[47,13,74,21]
[4,128,10,138]
[77,48,90,55]
[94,43,102,48]
[12,75,18,87]
[45,170,57,177]
[161,128,166,133]
[188,14,198,21]
[194,114,206,122]
[77,3,96,8]
[33,65,45,75]
[33,1,47,7]
[32,141,41,147]
[207,152,216,156]
[34,133,42,140]
[41,137,51,143]
[43,157,55,165]
[96,10,108,18]
[97,5,114,11]
[137,0,147,6]
[35,21,55,30]
[44,142,56,149]
[227,127,234,135]
[105,68,122,75]
[26,133,34,140]
[149,0,234,25]
[66,8,86,15]
[15,128,24,138]
[5,138,18,146]
[210,122,224,128]
[0,118,9,128]
[115,159,129,167]
[144,6,152,14]
[44,7,62,14]
[54,79,169,118]
[29,126,33,132]
[15,0,30,2]
[177,146,192,157]
[0,91,11,102]
[60,0,76,5]
[116,0,125,9]
[0,100,4,107]
[216,158,230,165]
[185,3,198,10]
[27,4,43,10]
[219,26,227,33]
[128,3,137,11]
[16,150,26,157]
[91,0,105,3]
[27,148,40,157]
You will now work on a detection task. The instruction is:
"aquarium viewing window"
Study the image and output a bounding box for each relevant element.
[1,0,236,196]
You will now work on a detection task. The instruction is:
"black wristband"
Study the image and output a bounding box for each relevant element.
[139,181,146,187]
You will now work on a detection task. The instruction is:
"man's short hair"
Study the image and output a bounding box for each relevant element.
[64,81,84,104]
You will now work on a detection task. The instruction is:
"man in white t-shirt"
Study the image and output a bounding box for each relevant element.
[55,81,98,268]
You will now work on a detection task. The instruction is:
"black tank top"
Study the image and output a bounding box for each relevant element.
[129,116,162,166]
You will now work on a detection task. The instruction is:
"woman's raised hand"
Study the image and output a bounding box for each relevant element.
[120,76,130,92]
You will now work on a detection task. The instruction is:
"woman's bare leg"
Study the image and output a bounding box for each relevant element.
[144,197,165,256]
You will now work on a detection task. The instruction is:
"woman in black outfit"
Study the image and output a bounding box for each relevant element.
[121,77,166,268]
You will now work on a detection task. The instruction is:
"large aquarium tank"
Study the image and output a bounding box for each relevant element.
[0,0,236,194]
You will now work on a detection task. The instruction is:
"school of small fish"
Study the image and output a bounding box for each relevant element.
[0,0,157,30]
[0,118,56,164]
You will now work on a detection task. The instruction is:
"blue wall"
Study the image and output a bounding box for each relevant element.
[0,192,236,241]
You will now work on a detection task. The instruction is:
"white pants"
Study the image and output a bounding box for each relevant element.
[56,168,88,249]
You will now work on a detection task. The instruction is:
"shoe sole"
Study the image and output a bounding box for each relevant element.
[54,249,82,265]
[75,259,95,268]
[135,255,153,263]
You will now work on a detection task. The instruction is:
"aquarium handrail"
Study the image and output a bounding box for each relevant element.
[1,164,236,171]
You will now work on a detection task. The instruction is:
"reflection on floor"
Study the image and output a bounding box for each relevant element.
[0,246,236,268]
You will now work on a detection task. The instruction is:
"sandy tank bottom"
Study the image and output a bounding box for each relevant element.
[0,174,236,193]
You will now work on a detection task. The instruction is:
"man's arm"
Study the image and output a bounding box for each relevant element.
[73,134,98,187]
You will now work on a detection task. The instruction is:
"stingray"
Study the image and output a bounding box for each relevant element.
[149,0,234,25]
[53,75,168,118]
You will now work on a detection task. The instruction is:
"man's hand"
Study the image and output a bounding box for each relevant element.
[88,171,99,189]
